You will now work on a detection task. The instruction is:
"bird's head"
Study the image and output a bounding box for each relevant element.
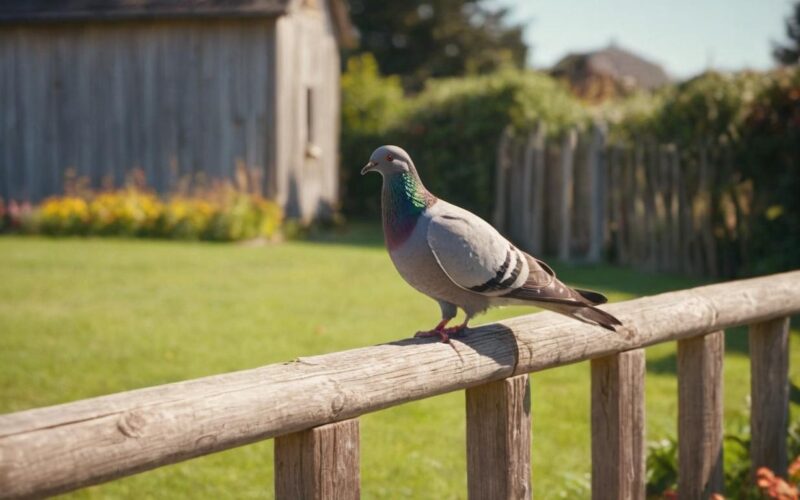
[361,145,415,177]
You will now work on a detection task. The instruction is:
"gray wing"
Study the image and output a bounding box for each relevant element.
[426,206,529,297]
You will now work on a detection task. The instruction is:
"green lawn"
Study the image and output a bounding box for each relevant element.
[0,229,797,499]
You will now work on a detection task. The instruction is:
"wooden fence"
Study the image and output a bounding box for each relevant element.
[494,125,742,278]
[1,271,798,499]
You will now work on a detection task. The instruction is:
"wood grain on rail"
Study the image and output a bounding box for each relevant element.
[1,270,799,498]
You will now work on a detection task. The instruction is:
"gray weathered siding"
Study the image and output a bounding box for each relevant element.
[274,6,339,219]
[0,19,277,201]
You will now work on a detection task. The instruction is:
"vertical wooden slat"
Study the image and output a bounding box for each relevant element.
[466,375,531,500]
[591,349,646,500]
[678,331,725,499]
[558,129,577,262]
[530,122,547,256]
[493,126,513,232]
[750,317,790,477]
[274,419,360,500]
[587,123,606,263]
[520,131,535,251]
[631,144,646,265]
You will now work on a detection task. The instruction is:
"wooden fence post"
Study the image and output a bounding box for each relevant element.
[274,419,360,500]
[698,144,718,278]
[591,349,646,500]
[632,143,647,265]
[587,123,607,263]
[493,126,514,232]
[558,129,577,262]
[667,145,681,273]
[750,317,790,478]
[466,375,531,500]
[530,123,547,256]
[678,331,725,499]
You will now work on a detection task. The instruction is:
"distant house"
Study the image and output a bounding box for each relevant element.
[551,44,670,102]
[0,0,355,220]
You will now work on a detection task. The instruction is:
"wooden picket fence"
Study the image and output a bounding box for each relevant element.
[494,124,741,278]
[1,271,798,499]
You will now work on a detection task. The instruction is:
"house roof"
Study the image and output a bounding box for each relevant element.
[0,0,357,47]
[552,45,670,90]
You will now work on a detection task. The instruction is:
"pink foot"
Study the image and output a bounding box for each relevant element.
[414,320,469,343]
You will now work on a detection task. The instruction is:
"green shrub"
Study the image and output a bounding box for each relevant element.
[340,53,408,218]
[645,413,800,498]
[599,68,800,276]
[737,68,800,274]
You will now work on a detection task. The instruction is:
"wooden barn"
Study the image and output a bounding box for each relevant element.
[0,0,355,219]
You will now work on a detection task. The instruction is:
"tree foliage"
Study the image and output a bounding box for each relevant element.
[348,0,527,89]
[774,1,800,65]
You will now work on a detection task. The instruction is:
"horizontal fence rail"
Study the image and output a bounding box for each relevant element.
[1,271,799,498]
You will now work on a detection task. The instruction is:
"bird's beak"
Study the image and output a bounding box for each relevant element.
[361,161,377,175]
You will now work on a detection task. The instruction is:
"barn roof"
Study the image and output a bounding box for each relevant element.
[0,0,356,46]
[552,45,670,90]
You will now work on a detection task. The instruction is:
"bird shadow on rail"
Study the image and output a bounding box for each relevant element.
[380,322,521,375]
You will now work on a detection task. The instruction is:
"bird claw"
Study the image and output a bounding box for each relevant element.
[414,329,450,343]
[414,323,468,343]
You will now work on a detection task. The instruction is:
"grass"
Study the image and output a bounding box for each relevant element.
[0,227,798,499]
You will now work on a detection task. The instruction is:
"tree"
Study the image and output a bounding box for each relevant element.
[347,0,527,90]
[774,1,800,65]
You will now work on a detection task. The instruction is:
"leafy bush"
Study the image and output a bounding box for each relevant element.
[88,190,162,236]
[646,413,800,498]
[340,53,408,218]
[599,68,800,276]
[736,68,800,274]
[39,196,91,235]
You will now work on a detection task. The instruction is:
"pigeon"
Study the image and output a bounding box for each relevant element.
[362,145,622,343]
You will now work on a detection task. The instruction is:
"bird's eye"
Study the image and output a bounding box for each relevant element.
[386,154,394,161]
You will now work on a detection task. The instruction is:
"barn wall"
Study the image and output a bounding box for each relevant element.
[0,19,277,201]
[274,4,340,220]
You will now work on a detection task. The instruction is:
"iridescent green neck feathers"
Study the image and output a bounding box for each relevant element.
[382,172,436,249]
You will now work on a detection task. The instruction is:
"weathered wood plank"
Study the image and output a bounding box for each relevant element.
[493,126,513,231]
[466,375,531,500]
[591,349,645,500]
[587,124,606,263]
[520,133,535,251]
[678,331,725,499]
[530,123,546,256]
[0,18,285,201]
[1,272,799,498]
[750,317,790,478]
[558,129,577,261]
[274,419,360,500]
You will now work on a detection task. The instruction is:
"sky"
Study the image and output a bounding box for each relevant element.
[496,0,795,79]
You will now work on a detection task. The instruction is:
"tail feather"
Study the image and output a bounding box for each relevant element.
[570,304,622,331]
[574,288,608,305]
[503,252,622,331]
